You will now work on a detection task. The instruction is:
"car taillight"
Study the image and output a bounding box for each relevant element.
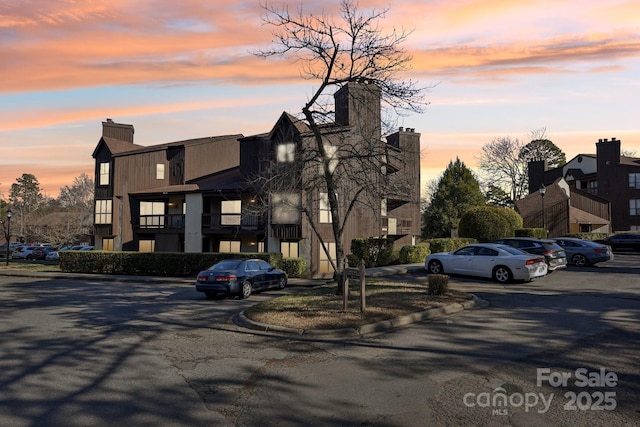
[197,275,208,281]
[525,258,544,265]
[543,250,553,255]
[215,275,237,281]
[595,248,607,253]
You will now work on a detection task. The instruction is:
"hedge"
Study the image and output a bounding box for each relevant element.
[56,251,309,277]
[423,238,477,254]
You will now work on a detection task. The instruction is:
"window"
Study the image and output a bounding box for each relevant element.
[102,238,114,251]
[272,193,300,224]
[258,260,272,270]
[319,242,336,274]
[156,163,165,180]
[629,173,640,189]
[277,143,295,162]
[219,240,241,253]
[477,247,498,256]
[319,193,332,223]
[454,246,476,256]
[324,144,338,173]
[630,199,640,216]
[221,200,241,225]
[140,201,165,228]
[139,239,155,252]
[95,200,112,224]
[317,144,338,175]
[381,198,387,216]
[281,241,299,258]
[99,162,110,186]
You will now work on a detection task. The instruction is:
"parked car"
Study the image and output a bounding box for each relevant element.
[424,243,548,283]
[30,246,56,260]
[554,237,613,266]
[492,237,568,271]
[45,250,60,261]
[195,259,288,299]
[596,233,640,252]
[11,245,41,260]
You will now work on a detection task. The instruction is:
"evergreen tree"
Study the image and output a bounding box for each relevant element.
[422,158,485,238]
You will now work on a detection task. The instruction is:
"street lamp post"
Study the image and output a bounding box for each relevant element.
[539,185,546,235]
[5,209,12,266]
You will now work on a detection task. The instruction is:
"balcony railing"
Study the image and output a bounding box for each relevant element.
[202,213,265,230]
[382,217,413,235]
[134,214,185,229]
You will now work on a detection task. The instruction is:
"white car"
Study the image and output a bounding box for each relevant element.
[424,243,548,283]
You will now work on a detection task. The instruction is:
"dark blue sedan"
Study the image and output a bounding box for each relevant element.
[554,237,613,266]
[195,259,287,299]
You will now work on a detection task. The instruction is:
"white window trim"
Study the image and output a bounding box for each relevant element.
[99,162,110,186]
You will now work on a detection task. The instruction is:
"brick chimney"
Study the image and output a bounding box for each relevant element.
[596,137,621,201]
[102,118,134,143]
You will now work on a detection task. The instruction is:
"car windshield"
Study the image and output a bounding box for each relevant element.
[209,260,242,271]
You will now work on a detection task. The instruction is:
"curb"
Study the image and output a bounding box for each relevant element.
[233,294,489,339]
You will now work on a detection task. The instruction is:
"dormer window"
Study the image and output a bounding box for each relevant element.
[277,143,295,163]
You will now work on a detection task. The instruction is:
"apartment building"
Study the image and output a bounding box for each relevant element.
[91,82,422,277]
[520,137,640,234]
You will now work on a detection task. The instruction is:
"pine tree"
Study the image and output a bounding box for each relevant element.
[422,158,485,238]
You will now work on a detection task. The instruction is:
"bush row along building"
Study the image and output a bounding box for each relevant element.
[91,82,422,277]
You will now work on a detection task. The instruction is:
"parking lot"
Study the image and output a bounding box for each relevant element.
[0,254,638,426]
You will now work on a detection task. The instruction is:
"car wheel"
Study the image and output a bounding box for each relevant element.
[427,260,444,274]
[240,280,253,299]
[277,276,287,289]
[493,266,513,283]
[572,253,588,267]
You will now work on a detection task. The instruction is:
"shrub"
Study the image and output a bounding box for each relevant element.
[561,232,609,241]
[515,228,547,239]
[350,238,395,267]
[459,206,511,242]
[398,243,431,263]
[427,274,449,295]
[425,238,477,254]
[281,257,308,278]
[496,207,523,235]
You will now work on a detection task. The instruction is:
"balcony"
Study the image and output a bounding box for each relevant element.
[202,213,266,231]
[382,217,413,236]
[133,214,185,230]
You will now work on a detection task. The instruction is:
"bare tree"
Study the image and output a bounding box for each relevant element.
[477,136,528,204]
[58,173,94,210]
[254,0,428,286]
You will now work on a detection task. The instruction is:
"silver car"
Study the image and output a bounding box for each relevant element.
[554,237,613,266]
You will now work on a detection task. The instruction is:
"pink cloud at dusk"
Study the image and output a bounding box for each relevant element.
[1,0,639,197]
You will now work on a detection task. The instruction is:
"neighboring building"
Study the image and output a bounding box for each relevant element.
[515,177,610,237]
[522,137,640,234]
[91,82,422,277]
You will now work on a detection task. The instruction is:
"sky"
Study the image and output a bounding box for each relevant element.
[1,0,640,199]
